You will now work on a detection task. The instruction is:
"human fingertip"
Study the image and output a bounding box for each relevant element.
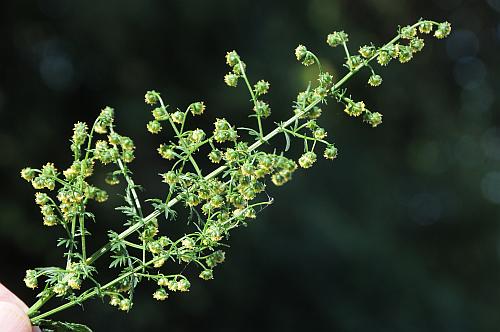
[0,301,33,332]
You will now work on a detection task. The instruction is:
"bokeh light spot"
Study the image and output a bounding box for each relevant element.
[446,29,479,60]
[453,56,486,90]
[481,172,500,204]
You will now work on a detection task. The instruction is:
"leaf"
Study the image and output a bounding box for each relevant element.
[57,238,72,248]
[37,319,93,332]
[109,254,128,268]
[283,130,291,152]
[237,126,260,137]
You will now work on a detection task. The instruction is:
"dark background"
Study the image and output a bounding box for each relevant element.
[1,0,499,331]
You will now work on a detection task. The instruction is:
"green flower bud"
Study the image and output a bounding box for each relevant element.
[254,80,270,96]
[41,204,54,217]
[226,51,239,67]
[347,55,363,70]
[307,107,322,119]
[224,73,239,87]
[157,277,169,287]
[67,276,81,290]
[434,21,452,39]
[95,107,114,134]
[301,52,315,66]
[171,111,185,124]
[253,100,271,118]
[122,150,135,163]
[398,45,413,63]
[294,44,307,61]
[271,172,288,186]
[244,206,256,219]
[232,61,246,75]
[409,38,425,53]
[181,237,195,249]
[363,111,383,128]
[186,193,201,207]
[53,282,68,297]
[108,132,121,145]
[359,45,376,58]
[400,25,417,39]
[145,90,159,105]
[189,102,206,116]
[153,288,169,301]
[120,136,135,151]
[43,215,57,226]
[189,129,205,144]
[199,269,214,280]
[211,195,224,208]
[313,128,327,140]
[324,145,338,160]
[326,31,348,47]
[95,188,108,203]
[72,122,88,146]
[31,176,43,190]
[419,21,433,34]
[35,192,49,205]
[119,299,132,311]
[213,250,225,264]
[42,163,57,178]
[176,279,190,292]
[158,144,176,160]
[386,44,400,58]
[377,50,391,66]
[208,149,223,163]
[368,74,383,87]
[152,106,169,121]
[162,171,178,185]
[105,173,120,185]
[298,151,317,169]
[147,120,162,134]
[109,296,120,307]
[318,72,334,88]
[21,167,36,181]
[344,100,366,117]
[24,270,38,289]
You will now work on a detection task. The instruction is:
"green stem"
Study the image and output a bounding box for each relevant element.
[281,128,329,145]
[342,41,352,68]
[79,211,86,261]
[239,60,264,139]
[26,291,54,318]
[66,215,77,269]
[123,240,144,250]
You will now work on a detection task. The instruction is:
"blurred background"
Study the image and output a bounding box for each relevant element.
[0,0,499,331]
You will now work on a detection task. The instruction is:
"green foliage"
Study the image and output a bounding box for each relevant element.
[20,19,450,328]
[37,319,93,332]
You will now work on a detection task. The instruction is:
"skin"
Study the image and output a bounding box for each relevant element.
[0,283,41,332]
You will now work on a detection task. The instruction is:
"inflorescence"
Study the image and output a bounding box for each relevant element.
[20,19,450,330]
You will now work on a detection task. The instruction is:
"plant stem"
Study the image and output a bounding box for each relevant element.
[27,291,54,318]
[239,60,264,139]
[79,211,86,261]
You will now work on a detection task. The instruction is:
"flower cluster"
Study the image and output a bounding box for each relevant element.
[21,19,451,330]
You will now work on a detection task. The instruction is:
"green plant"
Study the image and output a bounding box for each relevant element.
[19,19,451,331]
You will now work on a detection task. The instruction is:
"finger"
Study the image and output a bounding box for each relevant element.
[0,301,33,332]
[0,283,41,331]
[0,283,29,312]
